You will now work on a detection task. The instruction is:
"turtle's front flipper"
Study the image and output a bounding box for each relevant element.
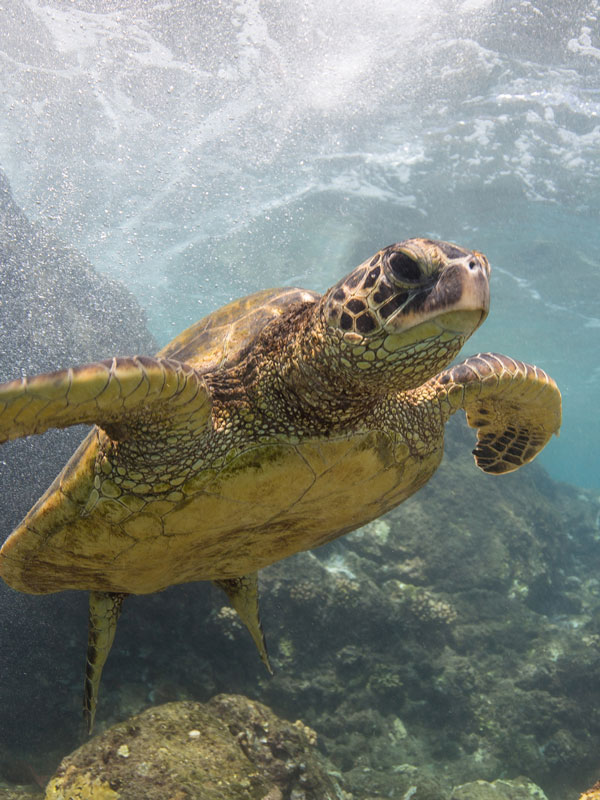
[214,573,273,674]
[0,356,211,443]
[84,590,127,734]
[434,352,561,474]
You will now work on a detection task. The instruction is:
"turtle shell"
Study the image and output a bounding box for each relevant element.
[0,243,561,598]
[0,279,436,596]
[0,238,562,737]
[158,287,319,372]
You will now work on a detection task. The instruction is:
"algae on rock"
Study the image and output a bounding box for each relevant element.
[44,695,338,800]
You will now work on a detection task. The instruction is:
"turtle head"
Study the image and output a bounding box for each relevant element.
[321,238,490,390]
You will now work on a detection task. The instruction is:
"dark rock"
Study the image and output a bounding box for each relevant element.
[0,166,156,535]
[343,765,447,800]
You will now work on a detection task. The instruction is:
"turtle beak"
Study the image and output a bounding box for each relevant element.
[430,255,490,336]
[427,253,490,317]
[385,251,490,338]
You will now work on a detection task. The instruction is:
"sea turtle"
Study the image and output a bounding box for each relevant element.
[0,238,561,731]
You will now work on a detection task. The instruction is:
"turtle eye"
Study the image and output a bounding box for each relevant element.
[386,251,422,284]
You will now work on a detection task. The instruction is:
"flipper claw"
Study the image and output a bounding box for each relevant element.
[215,573,273,674]
[84,590,127,733]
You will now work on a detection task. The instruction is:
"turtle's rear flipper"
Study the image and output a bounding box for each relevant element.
[85,591,127,734]
[435,352,561,474]
[0,356,211,444]
[215,573,273,674]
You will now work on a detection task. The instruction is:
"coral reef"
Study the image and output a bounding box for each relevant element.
[44,695,338,800]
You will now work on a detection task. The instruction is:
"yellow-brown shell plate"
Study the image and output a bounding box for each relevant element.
[158,287,318,372]
[0,427,440,595]
[0,286,325,593]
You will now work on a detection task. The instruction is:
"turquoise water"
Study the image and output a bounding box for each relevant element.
[1,4,600,798]
[1,0,598,487]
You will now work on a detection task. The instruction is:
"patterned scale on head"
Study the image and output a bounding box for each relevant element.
[319,239,490,391]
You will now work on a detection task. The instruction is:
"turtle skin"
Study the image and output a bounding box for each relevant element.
[0,238,561,730]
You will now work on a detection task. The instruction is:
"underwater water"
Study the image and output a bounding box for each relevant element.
[0,2,599,799]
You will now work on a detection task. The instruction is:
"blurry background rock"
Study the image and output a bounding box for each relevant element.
[0,170,157,539]
[0,166,157,532]
[0,167,156,781]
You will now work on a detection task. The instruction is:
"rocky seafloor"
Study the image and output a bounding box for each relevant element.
[0,695,567,800]
[1,169,600,799]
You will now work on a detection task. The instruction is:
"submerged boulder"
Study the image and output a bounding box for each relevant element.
[44,695,339,800]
